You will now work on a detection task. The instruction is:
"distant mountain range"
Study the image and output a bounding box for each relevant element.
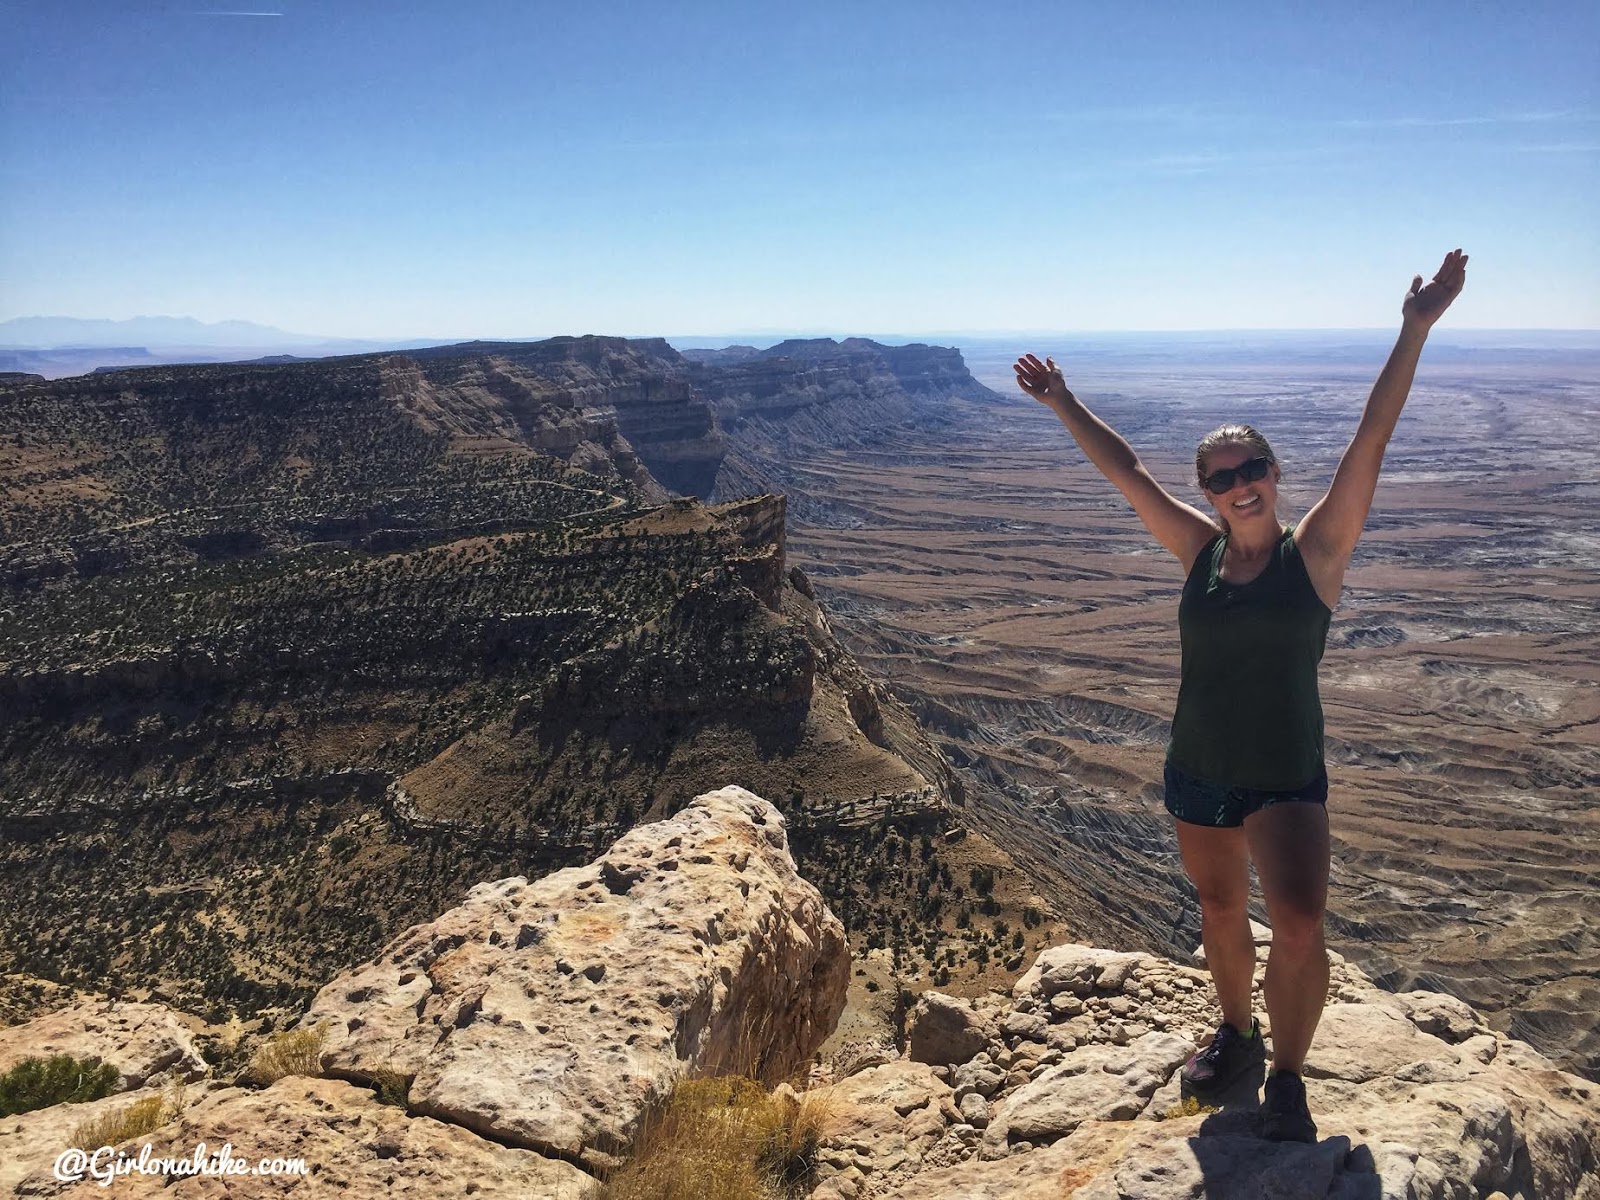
[5,317,1597,383]
[0,317,465,379]
[0,315,361,349]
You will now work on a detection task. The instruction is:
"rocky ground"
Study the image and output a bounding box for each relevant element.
[2,788,1596,1199]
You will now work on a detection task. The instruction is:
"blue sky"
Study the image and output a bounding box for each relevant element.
[2,0,1596,338]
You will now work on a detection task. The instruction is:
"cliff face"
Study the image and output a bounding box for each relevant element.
[401,336,726,498]
[684,337,999,508]
[0,337,977,1033]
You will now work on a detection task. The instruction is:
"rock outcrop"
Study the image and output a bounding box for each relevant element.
[304,785,847,1172]
[692,337,997,511]
[802,941,1600,1199]
[5,786,1596,1199]
[0,1001,209,1093]
[15,1077,596,1199]
[400,336,724,499]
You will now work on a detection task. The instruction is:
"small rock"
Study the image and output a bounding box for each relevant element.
[1095,959,1138,991]
[951,1059,1007,1098]
[1048,994,1084,1018]
[1000,1011,1048,1042]
[958,1092,989,1127]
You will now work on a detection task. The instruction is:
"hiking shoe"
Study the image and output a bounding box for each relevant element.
[1180,1017,1265,1095]
[1262,1069,1318,1142]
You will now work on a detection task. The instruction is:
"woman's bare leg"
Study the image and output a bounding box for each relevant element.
[1175,820,1254,1029]
[1244,801,1331,1073]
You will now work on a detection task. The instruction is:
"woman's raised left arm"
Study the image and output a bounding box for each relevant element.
[1297,249,1468,608]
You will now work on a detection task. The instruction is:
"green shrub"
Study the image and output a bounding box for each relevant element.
[0,1055,120,1116]
[370,1068,409,1108]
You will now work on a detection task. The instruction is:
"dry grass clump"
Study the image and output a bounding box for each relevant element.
[241,1021,328,1086]
[70,1083,186,1150]
[370,1067,410,1108]
[601,1074,837,1200]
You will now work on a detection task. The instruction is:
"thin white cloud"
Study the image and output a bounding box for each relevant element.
[1042,104,1223,124]
[1509,142,1600,154]
[1331,110,1597,129]
[1124,152,1233,175]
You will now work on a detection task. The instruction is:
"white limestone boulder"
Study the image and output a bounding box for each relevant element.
[905,992,997,1066]
[979,1032,1196,1157]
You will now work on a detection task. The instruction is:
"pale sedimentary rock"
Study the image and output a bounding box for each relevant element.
[813,935,1600,1200]
[979,1033,1197,1157]
[12,1076,596,1198]
[905,991,997,1066]
[807,1060,959,1199]
[0,1001,209,1093]
[0,1082,218,1196]
[303,785,848,1171]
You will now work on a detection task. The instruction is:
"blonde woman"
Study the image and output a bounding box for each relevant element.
[1013,250,1467,1141]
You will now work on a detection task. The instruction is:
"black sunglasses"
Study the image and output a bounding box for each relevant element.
[1201,455,1273,494]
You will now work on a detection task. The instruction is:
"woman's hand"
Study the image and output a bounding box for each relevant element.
[1401,248,1468,332]
[1014,353,1074,408]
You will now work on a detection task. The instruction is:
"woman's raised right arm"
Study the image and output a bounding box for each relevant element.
[1015,353,1217,568]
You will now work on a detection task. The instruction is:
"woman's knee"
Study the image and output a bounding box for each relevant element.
[1176,822,1251,917]
[1265,895,1326,950]
[1193,878,1250,920]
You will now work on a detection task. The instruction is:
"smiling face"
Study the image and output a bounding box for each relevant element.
[1200,441,1281,526]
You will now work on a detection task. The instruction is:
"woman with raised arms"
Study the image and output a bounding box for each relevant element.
[1013,249,1467,1141]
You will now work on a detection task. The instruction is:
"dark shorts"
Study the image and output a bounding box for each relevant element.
[1163,762,1328,828]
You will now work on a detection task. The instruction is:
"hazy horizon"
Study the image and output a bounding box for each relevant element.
[4,314,1598,350]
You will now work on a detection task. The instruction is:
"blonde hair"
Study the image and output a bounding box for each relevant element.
[1196,424,1281,535]
[1195,423,1279,491]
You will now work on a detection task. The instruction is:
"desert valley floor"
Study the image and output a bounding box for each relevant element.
[771,348,1600,1076]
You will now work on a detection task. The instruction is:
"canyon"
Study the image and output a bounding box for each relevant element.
[1,330,1595,1104]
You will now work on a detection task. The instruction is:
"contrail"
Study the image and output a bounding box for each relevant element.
[190,10,285,15]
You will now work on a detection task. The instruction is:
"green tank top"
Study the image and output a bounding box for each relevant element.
[1166,525,1332,790]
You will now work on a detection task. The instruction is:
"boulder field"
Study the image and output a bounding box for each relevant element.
[4,786,1597,1198]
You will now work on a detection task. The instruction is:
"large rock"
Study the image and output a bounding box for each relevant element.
[0,1001,209,1093]
[807,1059,959,1197]
[0,1083,218,1196]
[1306,1003,1470,1084]
[1014,945,1150,1001]
[13,1076,595,1198]
[980,1033,1196,1156]
[874,1121,1352,1200]
[304,785,848,1171]
[905,992,997,1066]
